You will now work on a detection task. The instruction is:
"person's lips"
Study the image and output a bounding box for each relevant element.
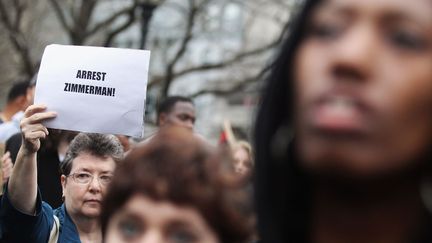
[308,93,373,135]
[84,199,101,204]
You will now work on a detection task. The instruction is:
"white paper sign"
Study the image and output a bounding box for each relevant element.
[34,44,150,138]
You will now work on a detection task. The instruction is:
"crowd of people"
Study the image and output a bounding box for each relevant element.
[0,94,255,243]
[0,0,432,242]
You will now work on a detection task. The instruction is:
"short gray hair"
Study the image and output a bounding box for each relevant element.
[60,133,124,175]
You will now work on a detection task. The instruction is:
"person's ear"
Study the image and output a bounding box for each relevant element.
[159,113,167,126]
[61,175,67,192]
[15,96,27,110]
[26,86,35,105]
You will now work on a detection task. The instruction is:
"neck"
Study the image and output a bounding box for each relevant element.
[0,105,19,122]
[311,175,429,243]
[71,214,102,243]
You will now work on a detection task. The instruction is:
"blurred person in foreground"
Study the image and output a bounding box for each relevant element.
[1,104,124,242]
[101,127,254,243]
[254,0,432,242]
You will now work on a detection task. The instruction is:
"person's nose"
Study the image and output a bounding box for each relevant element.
[140,230,164,243]
[235,164,245,175]
[329,23,377,82]
[88,175,101,193]
[183,120,194,130]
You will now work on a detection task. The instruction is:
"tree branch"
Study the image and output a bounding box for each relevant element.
[88,1,137,35]
[190,62,271,98]
[69,0,97,44]
[77,0,97,29]
[173,32,283,78]
[161,0,205,97]
[178,8,291,78]
[103,5,137,47]
[13,0,25,30]
[0,0,34,76]
[0,0,12,29]
[48,0,72,33]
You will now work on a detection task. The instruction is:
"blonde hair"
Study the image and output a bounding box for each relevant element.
[233,140,254,166]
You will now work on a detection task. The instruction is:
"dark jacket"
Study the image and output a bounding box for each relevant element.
[0,188,80,243]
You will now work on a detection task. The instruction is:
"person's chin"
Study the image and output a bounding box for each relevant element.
[82,209,100,218]
[82,205,101,217]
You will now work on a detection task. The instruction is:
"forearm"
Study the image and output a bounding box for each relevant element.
[8,145,38,214]
[8,104,57,214]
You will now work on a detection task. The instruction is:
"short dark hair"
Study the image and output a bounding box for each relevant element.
[7,80,30,103]
[101,127,253,242]
[60,133,124,175]
[156,96,193,125]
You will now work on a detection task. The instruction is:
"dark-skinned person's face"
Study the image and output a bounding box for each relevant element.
[293,0,432,178]
[160,101,196,131]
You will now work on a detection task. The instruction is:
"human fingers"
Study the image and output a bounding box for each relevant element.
[21,123,49,153]
[21,129,48,154]
[20,105,56,154]
[24,130,48,141]
[21,123,49,138]
[24,104,48,118]
[23,111,57,125]
[20,111,55,143]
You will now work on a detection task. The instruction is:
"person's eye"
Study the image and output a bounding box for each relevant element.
[388,30,426,51]
[178,115,188,121]
[99,175,113,184]
[76,173,91,180]
[118,220,142,240]
[169,229,198,243]
[308,21,343,40]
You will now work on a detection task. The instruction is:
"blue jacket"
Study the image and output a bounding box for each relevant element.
[0,188,81,243]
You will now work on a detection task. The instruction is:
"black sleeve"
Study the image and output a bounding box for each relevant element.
[5,133,22,164]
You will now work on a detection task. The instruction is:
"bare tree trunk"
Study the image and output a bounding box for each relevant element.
[160,0,207,98]
[0,0,35,77]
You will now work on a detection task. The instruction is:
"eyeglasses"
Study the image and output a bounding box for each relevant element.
[67,172,113,186]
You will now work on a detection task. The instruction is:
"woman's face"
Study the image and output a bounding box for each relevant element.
[233,147,253,177]
[294,0,432,177]
[105,194,218,243]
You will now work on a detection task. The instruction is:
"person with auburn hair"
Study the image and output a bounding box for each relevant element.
[101,127,254,243]
[254,0,432,242]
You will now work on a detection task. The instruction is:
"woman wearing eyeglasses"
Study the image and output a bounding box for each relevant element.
[1,104,124,243]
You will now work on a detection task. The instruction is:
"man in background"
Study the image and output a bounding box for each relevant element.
[156,96,196,131]
[0,80,32,124]
[141,96,197,144]
[0,78,35,142]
